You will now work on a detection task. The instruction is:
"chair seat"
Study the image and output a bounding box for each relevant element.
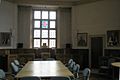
[100,66,109,69]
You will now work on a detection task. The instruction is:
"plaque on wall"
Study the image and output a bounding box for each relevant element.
[107,30,120,47]
[0,32,11,46]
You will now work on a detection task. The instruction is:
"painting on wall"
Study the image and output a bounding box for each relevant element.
[107,30,120,47]
[77,33,88,47]
[0,32,11,46]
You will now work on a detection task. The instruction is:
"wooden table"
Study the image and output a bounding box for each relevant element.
[16,61,74,79]
[111,62,120,80]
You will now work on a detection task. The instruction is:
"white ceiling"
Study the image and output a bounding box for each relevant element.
[5,0,104,7]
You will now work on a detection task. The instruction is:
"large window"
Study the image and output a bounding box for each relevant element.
[33,10,56,48]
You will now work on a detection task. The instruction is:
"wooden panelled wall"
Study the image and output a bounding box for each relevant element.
[0,48,120,72]
[0,48,89,72]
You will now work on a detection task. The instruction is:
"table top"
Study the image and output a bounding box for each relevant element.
[16,61,74,78]
[111,62,120,68]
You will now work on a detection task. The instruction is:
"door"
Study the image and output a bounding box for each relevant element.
[91,36,103,68]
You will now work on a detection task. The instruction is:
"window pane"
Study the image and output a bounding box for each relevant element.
[49,39,56,48]
[41,39,48,46]
[34,30,40,38]
[42,20,48,28]
[34,11,41,19]
[42,30,48,38]
[34,21,40,28]
[42,11,48,19]
[50,11,56,19]
[49,30,56,38]
[34,39,40,48]
[50,21,55,28]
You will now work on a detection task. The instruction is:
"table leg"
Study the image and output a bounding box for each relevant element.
[119,68,120,80]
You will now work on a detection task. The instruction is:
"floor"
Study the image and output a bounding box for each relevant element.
[90,73,112,80]
[90,68,115,80]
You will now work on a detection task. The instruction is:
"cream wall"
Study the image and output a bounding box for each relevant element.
[1,0,120,48]
[72,0,120,48]
[0,0,17,48]
[18,7,71,48]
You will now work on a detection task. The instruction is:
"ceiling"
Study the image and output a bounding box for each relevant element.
[5,0,104,7]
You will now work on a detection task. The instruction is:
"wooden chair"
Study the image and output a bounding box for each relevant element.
[11,62,20,75]
[0,69,6,80]
[73,64,80,78]
[73,68,91,80]
[82,68,91,80]
[14,59,23,68]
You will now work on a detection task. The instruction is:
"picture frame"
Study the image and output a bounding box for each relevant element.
[107,30,120,47]
[0,32,11,46]
[77,33,88,47]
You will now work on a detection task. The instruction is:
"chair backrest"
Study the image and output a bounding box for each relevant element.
[73,64,80,73]
[68,59,73,65]
[11,62,19,74]
[14,59,20,66]
[83,68,91,80]
[21,77,41,80]
[46,58,55,61]
[108,58,116,67]
[99,56,109,66]
[50,77,70,80]
[73,64,80,78]
[70,61,75,69]
[34,58,43,61]
[0,69,5,79]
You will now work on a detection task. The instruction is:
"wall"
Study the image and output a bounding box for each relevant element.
[72,0,120,48]
[0,0,17,48]
[18,7,72,48]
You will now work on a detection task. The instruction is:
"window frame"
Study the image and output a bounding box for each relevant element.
[32,9,57,48]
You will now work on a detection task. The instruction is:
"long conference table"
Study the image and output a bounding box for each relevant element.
[16,60,74,79]
[111,62,120,80]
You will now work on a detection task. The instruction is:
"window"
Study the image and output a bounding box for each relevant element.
[33,10,56,48]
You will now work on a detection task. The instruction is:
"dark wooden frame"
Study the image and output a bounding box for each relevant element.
[0,32,11,46]
[107,30,120,47]
[77,33,88,47]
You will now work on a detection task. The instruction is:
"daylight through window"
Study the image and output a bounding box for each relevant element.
[33,10,56,48]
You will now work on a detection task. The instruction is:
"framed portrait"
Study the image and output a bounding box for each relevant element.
[77,33,88,47]
[0,32,11,46]
[107,30,120,47]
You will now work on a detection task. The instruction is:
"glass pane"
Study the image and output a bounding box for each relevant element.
[34,11,41,19]
[34,30,40,38]
[41,39,48,46]
[42,30,48,38]
[49,39,56,48]
[42,20,48,28]
[42,11,48,19]
[34,39,40,48]
[50,21,55,28]
[50,11,56,19]
[34,21,40,28]
[49,30,56,38]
